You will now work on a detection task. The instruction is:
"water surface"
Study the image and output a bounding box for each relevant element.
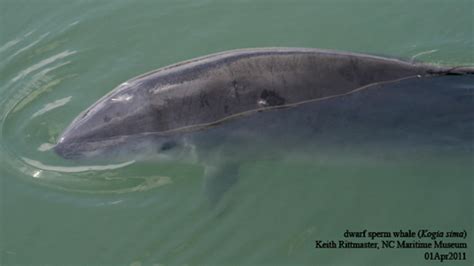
[0,0,472,265]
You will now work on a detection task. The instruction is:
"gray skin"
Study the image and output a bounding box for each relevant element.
[54,47,473,203]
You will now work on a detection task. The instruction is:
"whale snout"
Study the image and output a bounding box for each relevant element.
[53,86,162,160]
[53,134,129,160]
[53,120,170,161]
[54,143,77,159]
[54,137,85,160]
[53,121,120,160]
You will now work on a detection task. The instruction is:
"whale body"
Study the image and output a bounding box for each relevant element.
[53,47,474,203]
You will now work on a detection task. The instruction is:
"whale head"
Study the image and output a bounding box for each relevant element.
[54,82,191,162]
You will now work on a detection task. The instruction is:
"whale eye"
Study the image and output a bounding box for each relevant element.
[160,141,177,151]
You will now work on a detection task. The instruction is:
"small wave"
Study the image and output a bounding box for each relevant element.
[11,49,76,83]
[32,96,72,118]
[22,157,135,173]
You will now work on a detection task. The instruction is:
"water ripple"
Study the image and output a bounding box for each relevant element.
[0,23,168,194]
[32,96,72,118]
[11,49,76,83]
[22,157,135,173]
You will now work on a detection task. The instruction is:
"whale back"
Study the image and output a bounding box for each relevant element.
[127,48,438,134]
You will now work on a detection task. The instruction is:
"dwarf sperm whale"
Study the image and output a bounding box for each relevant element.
[54,47,473,203]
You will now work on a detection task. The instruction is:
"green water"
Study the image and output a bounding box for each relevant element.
[1,0,473,265]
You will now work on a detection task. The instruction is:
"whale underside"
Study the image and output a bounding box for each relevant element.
[53,48,474,204]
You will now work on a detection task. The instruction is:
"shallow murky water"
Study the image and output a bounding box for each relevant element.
[0,1,472,265]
